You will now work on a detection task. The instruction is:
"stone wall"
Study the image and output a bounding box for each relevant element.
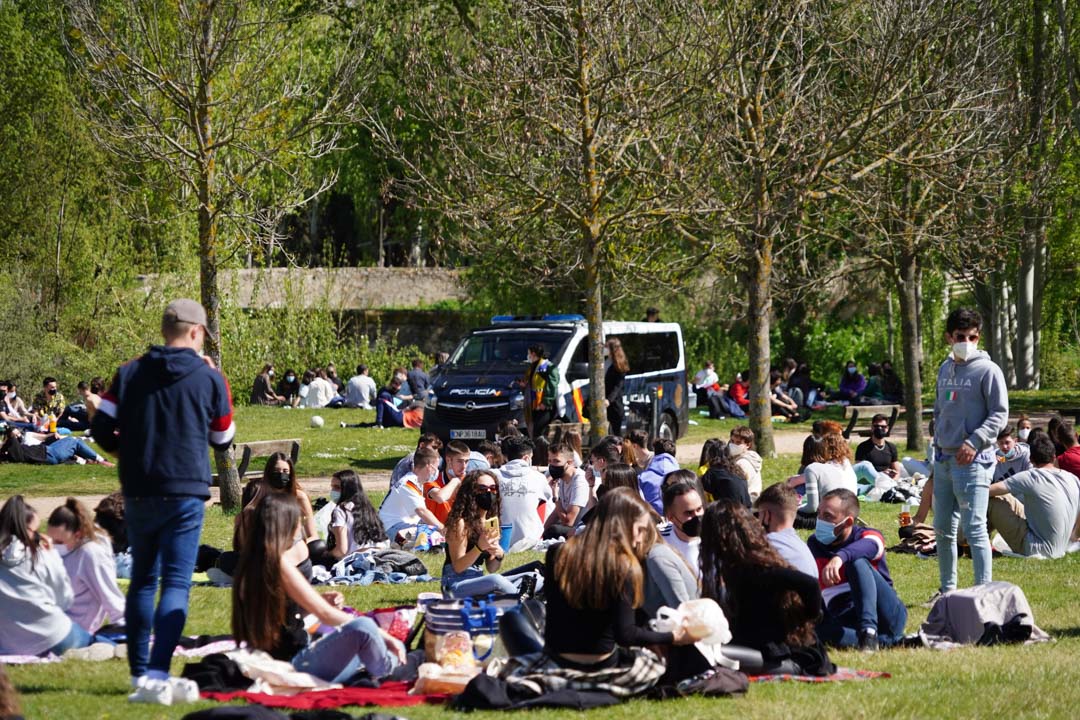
[218,267,469,310]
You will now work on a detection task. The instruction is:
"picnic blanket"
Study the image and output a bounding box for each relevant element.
[201,682,448,710]
[749,667,890,683]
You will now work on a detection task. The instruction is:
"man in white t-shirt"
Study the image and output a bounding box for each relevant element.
[344,364,378,409]
[303,369,338,409]
[542,442,588,539]
[496,435,553,548]
[660,482,703,576]
[378,447,444,543]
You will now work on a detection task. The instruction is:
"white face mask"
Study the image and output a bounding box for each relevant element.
[329,490,341,503]
[952,341,977,361]
[5,392,14,401]
[1018,428,1031,442]
[728,442,746,458]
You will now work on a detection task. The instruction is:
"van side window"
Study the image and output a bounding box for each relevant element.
[611,333,679,374]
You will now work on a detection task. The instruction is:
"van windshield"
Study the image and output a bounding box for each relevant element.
[448,330,573,369]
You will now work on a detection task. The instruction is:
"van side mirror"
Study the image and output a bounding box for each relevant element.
[567,362,589,381]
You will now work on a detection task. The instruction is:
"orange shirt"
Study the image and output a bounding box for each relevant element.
[423,474,455,524]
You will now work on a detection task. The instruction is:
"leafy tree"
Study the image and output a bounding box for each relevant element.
[368,0,723,441]
[64,0,376,507]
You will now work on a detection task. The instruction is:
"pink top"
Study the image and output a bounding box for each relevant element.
[61,536,126,633]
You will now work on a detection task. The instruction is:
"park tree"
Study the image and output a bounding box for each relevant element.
[63,0,374,508]
[367,0,725,442]
[702,0,973,454]
[832,0,1010,450]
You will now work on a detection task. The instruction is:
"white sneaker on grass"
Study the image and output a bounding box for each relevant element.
[63,642,116,661]
[169,677,201,703]
[128,676,172,705]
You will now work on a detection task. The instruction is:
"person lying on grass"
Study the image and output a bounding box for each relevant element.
[0,427,113,466]
[232,492,406,684]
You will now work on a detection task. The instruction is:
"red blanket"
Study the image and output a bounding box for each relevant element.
[202,681,449,709]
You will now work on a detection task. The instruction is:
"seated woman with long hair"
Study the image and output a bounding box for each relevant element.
[699,500,832,676]
[326,469,388,562]
[536,487,690,692]
[441,470,522,598]
[232,493,405,684]
[797,432,857,514]
[0,496,91,656]
[46,498,126,634]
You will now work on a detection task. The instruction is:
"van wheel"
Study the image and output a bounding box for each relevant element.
[658,412,677,441]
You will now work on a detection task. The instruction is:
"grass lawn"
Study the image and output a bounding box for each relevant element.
[8,453,1080,719]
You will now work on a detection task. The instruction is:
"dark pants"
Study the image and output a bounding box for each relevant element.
[818,557,907,647]
[531,408,553,440]
[606,401,624,435]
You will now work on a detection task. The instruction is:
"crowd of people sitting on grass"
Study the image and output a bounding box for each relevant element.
[2,410,1078,706]
[692,357,907,423]
[0,377,115,466]
[248,358,444,430]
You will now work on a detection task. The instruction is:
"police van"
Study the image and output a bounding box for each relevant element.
[421,315,689,444]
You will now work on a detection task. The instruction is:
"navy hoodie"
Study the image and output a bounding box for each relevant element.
[91,345,235,499]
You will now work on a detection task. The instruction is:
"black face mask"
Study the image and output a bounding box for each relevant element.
[548,464,566,480]
[268,471,291,490]
[680,515,702,538]
[475,491,496,511]
[48,388,57,395]
[872,427,889,439]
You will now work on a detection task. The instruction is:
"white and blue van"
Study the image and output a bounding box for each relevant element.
[421,315,689,444]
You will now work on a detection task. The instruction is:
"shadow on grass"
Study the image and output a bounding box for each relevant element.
[15,684,120,696]
[346,456,399,471]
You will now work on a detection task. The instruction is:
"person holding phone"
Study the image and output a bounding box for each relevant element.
[440,470,517,598]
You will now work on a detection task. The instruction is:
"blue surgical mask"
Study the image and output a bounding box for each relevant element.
[846,366,857,375]
[814,518,839,545]
[330,490,341,503]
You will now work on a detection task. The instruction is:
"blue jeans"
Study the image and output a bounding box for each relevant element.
[291,616,399,684]
[441,565,519,598]
[44,438,98,464]
[933,457,993,591]
[125,495,206,678]
[45,620,92,656]
[818,558,908,647]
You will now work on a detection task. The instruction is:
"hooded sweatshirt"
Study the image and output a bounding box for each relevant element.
[0,539,74,655]
[91,345,235,499]
[496,458,553,546]
[639,452,680,514]
[61,535,126,633]
[933,350,1008,464]
[735,450,763,499]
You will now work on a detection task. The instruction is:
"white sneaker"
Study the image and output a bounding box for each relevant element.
[340,421,347,428]
[169,677,200,703]
[128,676,172,705]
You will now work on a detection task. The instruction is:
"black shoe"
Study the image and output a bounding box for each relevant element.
[517,573,537,599]
[857,629,879,653]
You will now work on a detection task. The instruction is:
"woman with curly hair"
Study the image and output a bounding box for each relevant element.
[800,432,857,514]
[327,470,387,561]
[700,500,832,676]
[441,469,518,597]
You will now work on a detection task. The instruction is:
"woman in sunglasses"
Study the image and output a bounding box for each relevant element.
[440,469,520,598]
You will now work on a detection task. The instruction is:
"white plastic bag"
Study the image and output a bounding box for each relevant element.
[651,598,738,670]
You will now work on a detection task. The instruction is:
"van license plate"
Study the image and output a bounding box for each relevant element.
[450,429,487,440]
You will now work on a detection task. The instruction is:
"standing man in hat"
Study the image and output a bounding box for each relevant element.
[91,299,235,705]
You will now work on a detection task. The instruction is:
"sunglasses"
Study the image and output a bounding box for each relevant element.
[474,486,499,495]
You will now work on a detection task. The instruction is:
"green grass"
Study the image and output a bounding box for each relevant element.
[0,406,420,497]
[8,451,1080,718]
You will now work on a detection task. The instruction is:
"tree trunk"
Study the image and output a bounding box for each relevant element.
[196,10,240,511]
[575,0,607,445]
[583,238,607,444]
[745,233,775,457]
[895,249,924,452]
[1015,215,1040,389]
[886,288,895,362]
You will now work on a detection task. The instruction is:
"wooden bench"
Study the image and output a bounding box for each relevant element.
[843,406,900,440]
[215,438,302,484]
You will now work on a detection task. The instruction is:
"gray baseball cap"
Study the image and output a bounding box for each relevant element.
[163,298,208,329]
